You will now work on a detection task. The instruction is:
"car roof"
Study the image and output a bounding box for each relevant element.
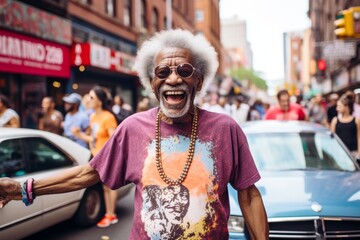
[241,120,331,134]
[0,127,57,138]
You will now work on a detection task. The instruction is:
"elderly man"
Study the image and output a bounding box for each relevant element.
[0,29,268,239]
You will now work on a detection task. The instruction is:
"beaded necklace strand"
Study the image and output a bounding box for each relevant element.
[155,107,199,185]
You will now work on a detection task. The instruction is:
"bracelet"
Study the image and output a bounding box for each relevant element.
[26,178,35,204]
[20,181,30,206]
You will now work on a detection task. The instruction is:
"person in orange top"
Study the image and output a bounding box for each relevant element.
[73,86,118,227]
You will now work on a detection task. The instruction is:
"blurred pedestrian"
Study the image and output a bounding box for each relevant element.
[81,93,95,117]
[72,86,119,228]
[265,89,306,120]
[308,94,326,125]
[247,102,261,121]
[112,95,133,124]
[353,89,360,119]
[0,94,20,128]
[136,97,150,112]
[38,96,63,135]
[231,95,250,124]
[326,93,339,127]
[330,94,360,158]
[62,93,90,148]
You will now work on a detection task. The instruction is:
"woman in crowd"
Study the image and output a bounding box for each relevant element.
[73,86,119,228]
[0,94,20,128]
[330,93,360,158]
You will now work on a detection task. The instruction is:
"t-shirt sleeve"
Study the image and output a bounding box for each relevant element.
[89,126,127,189]
[230,124,260,190]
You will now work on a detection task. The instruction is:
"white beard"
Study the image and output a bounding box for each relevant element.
[159,84,192,119]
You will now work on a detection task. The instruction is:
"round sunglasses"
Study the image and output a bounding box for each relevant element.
[154,63,196,80]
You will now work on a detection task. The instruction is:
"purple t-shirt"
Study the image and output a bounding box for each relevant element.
[90,107,260,239]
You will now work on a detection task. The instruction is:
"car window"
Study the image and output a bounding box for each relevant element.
[247,132,356,171]
[24,137,74,173]
[0,137,74,177]
[0,138,25,177]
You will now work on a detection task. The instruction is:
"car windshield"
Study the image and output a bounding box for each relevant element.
[247,132,357,171]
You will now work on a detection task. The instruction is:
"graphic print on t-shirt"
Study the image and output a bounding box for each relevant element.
[141,134,227,239]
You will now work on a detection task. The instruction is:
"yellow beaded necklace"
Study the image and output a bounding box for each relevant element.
[155,107,199,185]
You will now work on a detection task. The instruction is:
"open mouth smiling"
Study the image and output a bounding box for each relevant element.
[163,90,186,105]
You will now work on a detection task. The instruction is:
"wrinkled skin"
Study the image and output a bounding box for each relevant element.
[0,178,21,208]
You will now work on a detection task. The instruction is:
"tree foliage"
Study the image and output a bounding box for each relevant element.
[230,67,268,90]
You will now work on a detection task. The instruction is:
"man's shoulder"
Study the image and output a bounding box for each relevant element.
[200,108,238,126]
[121,108,157,125]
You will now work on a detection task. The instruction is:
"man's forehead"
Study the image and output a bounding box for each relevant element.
[155,47,193,63]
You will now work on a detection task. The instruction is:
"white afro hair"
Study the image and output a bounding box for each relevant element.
[133,29,219,98]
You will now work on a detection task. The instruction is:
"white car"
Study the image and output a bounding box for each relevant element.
[0,128,105,240]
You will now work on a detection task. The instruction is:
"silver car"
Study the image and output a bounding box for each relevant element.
[0,128,105,240]
[228,120,360,239]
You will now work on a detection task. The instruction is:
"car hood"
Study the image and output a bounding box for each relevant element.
[229,170,360,218]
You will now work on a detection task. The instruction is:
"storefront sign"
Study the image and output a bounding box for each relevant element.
[72,43,137,75]
[0,0,71,45]
[0,29,70,78]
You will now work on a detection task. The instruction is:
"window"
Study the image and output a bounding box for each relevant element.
[79,0,92,4]
[195,10,204,22]
[25,138,74,172]
[123,0,132,26]
[163,17,167,30]
[105,0,116,17]
[152,8,159,33]
[140,0,147,29]
[0,139,24,177]
[0,137,74,177]
[247,132,356,171]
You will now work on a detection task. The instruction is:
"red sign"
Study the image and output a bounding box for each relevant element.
[0,29,70,78]
[72,43,137,75]
[0,1,72,45]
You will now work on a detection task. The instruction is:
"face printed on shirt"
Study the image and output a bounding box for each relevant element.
[140,134,228,239]
[142,185,190,239]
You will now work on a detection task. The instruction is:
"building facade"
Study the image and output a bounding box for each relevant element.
[308,0,360,95]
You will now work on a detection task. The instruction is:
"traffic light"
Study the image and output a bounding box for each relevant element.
[317,59,326,71]
[316,59,326,80]
[334,9,354,38]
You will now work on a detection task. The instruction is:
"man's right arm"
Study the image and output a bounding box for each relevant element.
[0,164,100,208]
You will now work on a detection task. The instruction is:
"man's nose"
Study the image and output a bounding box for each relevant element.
[165,69,183,85]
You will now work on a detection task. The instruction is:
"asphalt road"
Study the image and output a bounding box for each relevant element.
[23,184,135,240]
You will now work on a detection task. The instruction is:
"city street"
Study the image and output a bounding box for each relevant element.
[24,184,135,240]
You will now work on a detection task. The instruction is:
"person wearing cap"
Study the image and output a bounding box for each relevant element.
[62,93,90,148]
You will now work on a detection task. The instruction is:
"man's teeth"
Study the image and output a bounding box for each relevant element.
[165,91,184,95]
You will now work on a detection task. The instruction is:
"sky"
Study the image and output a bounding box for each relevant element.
[219,0,311,84]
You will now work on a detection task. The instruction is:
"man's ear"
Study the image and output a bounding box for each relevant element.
[196,75,204,92]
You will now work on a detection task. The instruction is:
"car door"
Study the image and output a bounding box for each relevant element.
[0,137,43,240]
[22,137,85,226]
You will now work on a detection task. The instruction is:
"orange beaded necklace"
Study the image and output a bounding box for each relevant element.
[155,107,199,185]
